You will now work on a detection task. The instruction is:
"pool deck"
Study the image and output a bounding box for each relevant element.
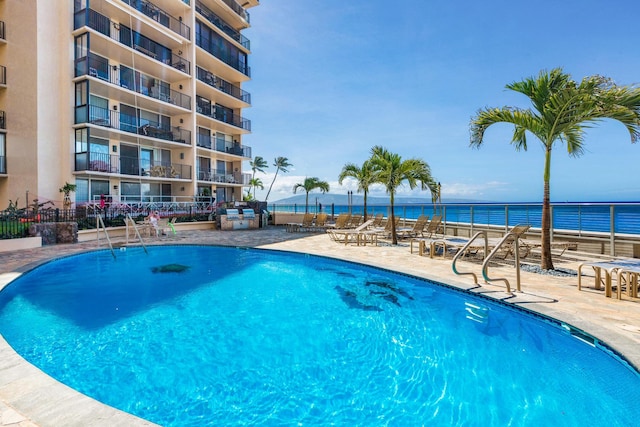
[1,227,639,426]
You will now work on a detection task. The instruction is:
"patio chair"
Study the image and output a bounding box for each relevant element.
[346,213,362,228]
[286,213,314,233]
[370,213,384,228]
[161,217,178,235]
[326,213,351,230]
[422,215,443,238]
[370,216,400,239]
[397,215,430,239]
[327,219,375,245]
[312,212,330,231]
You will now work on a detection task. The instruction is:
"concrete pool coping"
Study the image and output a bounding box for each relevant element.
[1,228,639,426]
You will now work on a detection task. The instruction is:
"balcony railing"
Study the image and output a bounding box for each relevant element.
[195,32,249,76]
[0,65,6,85]
[196,66,250,104]
[196,134,251,157]
[0,21,5,40]
[75,104,191,144]
[76,53,191,109]
[0,155,5,174]
[75,151,192,179]
[220,0,250,23]
[121,0,191,40]
[195,1,249,49]
[196,96,251,131]
[197,169,250,184]
[0,111,5,130]
[74,8,191,74]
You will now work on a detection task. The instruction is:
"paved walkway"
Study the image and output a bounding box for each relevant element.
[1,227,639,426]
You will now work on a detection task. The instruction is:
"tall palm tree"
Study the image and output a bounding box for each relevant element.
[250,156,268,181]
[369,146,437,245]
[249,177,264,199]
[338,160,376,221]
[293,177,330,213]
[265,157,293,202]
[470,68,640,270]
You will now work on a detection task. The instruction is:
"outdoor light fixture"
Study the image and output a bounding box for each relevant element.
[113,105,118,111]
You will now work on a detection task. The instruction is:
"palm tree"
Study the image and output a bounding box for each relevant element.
[293,177,330,213]
[250,156,268,181]
[265,157,293,201]
[249,177,264,199]
[369,146,437,245]
[470,68,640,270]
[338,160,376,221]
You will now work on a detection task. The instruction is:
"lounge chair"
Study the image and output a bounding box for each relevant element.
[327,219,375,245]
[286,213,314,233]
[370,213,384,228]
[326,213,351,230]
[411,223,529,259]
[311,212,330,231]
[422,215,442,238]
[370,216,400,239]
[346,213,362,228]
[397,215,430,239]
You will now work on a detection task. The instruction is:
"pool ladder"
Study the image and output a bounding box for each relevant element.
[452,225,529,294]
[124,213,148,254]
[96,214,116,259]
[96,214,148,259]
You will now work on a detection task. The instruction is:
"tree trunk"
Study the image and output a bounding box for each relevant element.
[363,192,368,221]
[541,148,554,270]
[264,169,279,201]
[390,193,397,245]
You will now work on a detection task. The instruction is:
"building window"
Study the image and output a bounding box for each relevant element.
[0,133,5,174]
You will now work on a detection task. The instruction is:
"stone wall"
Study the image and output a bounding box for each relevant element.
[29,222,78,245]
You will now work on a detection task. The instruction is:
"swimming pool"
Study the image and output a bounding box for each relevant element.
[0,245,638,426]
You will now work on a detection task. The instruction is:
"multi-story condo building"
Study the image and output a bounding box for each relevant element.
[0,0,259,209]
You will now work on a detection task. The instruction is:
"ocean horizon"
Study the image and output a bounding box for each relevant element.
[267,200,640,235]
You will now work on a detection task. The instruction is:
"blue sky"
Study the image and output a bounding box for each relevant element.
[242,0,640,203]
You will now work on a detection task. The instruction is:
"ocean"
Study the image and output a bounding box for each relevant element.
[269,202,640,235]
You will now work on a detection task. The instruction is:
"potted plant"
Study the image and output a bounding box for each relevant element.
[59,182,77,210]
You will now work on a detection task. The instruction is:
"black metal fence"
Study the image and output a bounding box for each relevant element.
[0,205,214,240]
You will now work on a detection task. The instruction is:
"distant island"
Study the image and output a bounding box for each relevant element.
[270,193,487,205]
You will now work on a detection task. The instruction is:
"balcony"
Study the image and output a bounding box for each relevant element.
[0,111,5,130]
[196,66,250,105]
[197,169,250,185]
[0,65,5,85]
[75,105,191,144]
[121,0,191,40]
[76,53,191,110]
[220,0,250,23]
[0,21,5,41]
[195,1,249,50]
[75,151,192,179]
[74,8,190,74]
[196,96,251,131]
[196,29,249,77]
[0,156,5,174]
[196,134,251,158]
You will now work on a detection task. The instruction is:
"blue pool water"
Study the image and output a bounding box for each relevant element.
[0,246,639,426]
